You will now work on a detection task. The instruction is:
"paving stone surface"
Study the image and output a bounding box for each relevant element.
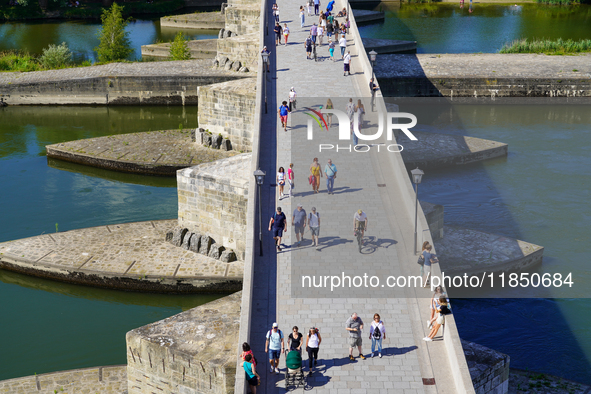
[0,365,127,394]
[46,129,237,174]
[0,219,243,281]
[246,2,431,393]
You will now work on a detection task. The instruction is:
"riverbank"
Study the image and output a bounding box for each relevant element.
[0,0,186,21]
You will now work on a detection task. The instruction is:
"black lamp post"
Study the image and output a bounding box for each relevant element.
[411,167,424,255]
[369,49,377,81]
[261,51,269,114]
[254,169,266,256]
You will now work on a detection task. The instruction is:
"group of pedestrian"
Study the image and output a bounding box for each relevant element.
[346,312,386,359]
[270,203,321,251]
[423,285,451,341]
[309,157,338,194]
[345,97,366,145]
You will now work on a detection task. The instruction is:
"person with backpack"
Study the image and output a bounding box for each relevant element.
[305,35,313,59]
[265,322,285,373]
[369,313,386,358]
[268,207,287,252]
[423,297,450,341]
[274,22,282,46]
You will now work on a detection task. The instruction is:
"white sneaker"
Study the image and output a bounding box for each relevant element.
[270,366,274,373]
[423,337,432,342]
[370,352,374,358]
[379,353,382,358]
[275,367,280,373]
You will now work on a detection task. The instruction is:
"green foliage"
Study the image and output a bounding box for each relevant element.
[40,42,72,69]
[169,32,191,61]
[16,0,28,5]
[536,0,578,4]
[499,38,591,54]
[0,51,42,72]
[95,3,133,63]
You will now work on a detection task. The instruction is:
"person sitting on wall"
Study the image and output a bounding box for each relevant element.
[336,7,346,17]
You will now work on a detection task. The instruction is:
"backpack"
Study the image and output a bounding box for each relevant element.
[372,323,381,339]
[268,328,283,339]
[439,305,451,315]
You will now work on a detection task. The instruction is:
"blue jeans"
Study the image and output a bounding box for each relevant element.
[371,337,382,354]
[301,14,305,27]
[340,46,345,57]
[352,127,359,146]
[326,175,335,193]
[314,3,319,14]
[311,35,316,44]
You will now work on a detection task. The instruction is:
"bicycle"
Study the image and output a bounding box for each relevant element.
[355,228,363,253]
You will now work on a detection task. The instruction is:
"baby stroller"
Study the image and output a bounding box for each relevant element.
[285,350,305,390]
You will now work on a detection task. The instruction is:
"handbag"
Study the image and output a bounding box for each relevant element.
[309,175,314,185]
[417,253,425,265]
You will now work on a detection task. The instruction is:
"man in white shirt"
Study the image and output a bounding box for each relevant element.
[343,50,351,76]
[289,87,297,111]
[308,207,321,250]
[338,36,347,59]
[353,209,368,243]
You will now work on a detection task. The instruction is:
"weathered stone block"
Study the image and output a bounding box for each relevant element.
[211,134,223,149]
[181,232,192,250]
[218,28,225,39]
[188,233,201,253]
[224,61,234,71]
[220,249,237,263]
[208,243,226,259]
[231,60,241,71]
[199,235,213,255]
[165,229,174,242]
[221,138,232,151]
[223,29,232,38]
[171,227,188,247]
[203,133,212,146]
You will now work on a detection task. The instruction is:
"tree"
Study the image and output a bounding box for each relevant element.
[95,3,133,63]
[169,32,192,61]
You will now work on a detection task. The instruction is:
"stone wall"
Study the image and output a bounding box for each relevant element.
[177,153,251,260]
[420,201,444,241]
[462,340,510,394]
[126,292,241,394]
[215,33,259,70]
[224,5,260,35]
[160,12,225,30]
[1,75,244,106]
[197,78,257,152]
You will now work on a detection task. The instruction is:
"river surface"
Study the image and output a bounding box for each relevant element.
[358,3,591,53]
[0,18,217,62]
[0,105,226,381]
[401,102,591,384]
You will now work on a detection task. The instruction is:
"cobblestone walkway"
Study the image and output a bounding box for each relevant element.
[248,1,431,393]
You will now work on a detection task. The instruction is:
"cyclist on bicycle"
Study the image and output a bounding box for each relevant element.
[353,209,368,246]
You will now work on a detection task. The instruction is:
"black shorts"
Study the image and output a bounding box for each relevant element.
[273,228,284,238]
[247,376,258,386]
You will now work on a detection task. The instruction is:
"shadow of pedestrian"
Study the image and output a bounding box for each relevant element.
[317,236,353,250]
[332,186,362,195]
[382,345,418,356]
[362,236,397,253]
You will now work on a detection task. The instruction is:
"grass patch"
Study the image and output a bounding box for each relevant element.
[0,51,43,72]
[499,38,591,54]
[536,0,579,4]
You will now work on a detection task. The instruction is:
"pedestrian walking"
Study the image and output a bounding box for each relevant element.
[317,24,324,46]
[289,87,297,111]
[343,50,351,76]
[274,22,282,46]
[242,354,260,394]
[288,326,303,353]
[325,98,334,126]
[265,322,285,373]
[278,100,290,131]
[292,203,307,246]
[283,23,290,45]
[326,19,333,39]
[422,244,438,287]
[261,46,270,72]
[309,157,322,193]
[313,0,320,15]
[369,313,386,358]
[305,35,313,59]
[307,0,313,16]
[354,99,365,127]
[310,23,318,44]
[346,313,366,360]
[324,158,337,194]
[272,3,278,22]
[287,163,295,197]
[306,327,322,374]
[308,207,321,250]
[300,5,305,27]
[369,78,378,111]
[417,240,430,276]
[277,166,286,199]
[268,207,287,252]
[338,34,346,59]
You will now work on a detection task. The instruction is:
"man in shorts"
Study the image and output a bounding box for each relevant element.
[269,207,287,252]
[353,209,368,244]
[346,313,365,360]
[292,203,307,247]
[278,101,290,131]
[265,322,285,373]
[308,207,321,250]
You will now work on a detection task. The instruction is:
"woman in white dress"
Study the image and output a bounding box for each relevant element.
[277,166,286,199]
